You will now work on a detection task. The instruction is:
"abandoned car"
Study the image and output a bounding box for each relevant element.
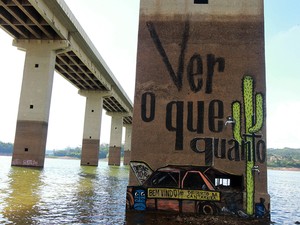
[127,161,244,215]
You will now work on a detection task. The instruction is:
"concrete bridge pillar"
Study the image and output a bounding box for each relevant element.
[107,113,124,166]
[129,0,269,216]
[11,39,68,167]
[123,124,132,165]
[79,90,107,166]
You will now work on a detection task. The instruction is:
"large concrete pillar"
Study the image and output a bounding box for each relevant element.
[79,90,106,166]
[107,113,124,166]
[11,39,68,167]
[123,124,132,165]
[128,0,269,217]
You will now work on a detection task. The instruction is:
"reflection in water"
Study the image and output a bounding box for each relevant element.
[0,158,130,224]
[2,166,43,224]
[34,158,82,224]
[104,166,128,224]
[74,166,99,224]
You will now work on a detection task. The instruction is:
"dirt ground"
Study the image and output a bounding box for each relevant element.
[125,212,271,225]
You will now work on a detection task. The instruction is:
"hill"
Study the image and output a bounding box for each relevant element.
[267,148,300,168]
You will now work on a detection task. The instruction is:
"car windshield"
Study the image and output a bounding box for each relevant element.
[182,171,208,190]
[149,171,179,188]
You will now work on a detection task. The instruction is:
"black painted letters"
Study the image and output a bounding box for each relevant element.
[147,21,225,94]
[141,92,156,122]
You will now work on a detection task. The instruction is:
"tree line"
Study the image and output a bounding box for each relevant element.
[268,148,300,168]
[0,141,13,155]
[0,141,124,159]
[0,141,299,167]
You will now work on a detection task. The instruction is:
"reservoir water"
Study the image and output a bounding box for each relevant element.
[0,156,299,225]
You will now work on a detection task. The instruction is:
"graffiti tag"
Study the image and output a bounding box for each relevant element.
[148,188,220,201]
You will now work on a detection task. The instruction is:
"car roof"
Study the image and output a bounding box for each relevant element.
[157,165,211,173]
[156,165,243,177]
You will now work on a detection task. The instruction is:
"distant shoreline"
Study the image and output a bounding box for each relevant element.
[0,154,110,162]
[1,154,300,171]
[267,167,300,171]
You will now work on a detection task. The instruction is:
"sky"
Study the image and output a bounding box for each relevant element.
[0,0,299,150]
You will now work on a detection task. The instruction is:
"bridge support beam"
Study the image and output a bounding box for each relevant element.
[107,113,124,166]
[79,90,107,166]
[11,40,68,167]
[123,124,132,165]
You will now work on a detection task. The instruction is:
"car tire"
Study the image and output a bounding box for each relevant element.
[198,202,217,215]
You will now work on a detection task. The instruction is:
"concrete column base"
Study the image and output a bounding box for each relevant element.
[81,139,100,166]
[108,146,121,166]
[123,150,131,165]
[12,120,48,167]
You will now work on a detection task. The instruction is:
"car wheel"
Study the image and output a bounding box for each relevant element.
[198,202,216,215]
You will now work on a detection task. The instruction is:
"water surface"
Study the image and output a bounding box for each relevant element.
[0,156,299,224]
[0,157,128,224]
[268,169,300,225]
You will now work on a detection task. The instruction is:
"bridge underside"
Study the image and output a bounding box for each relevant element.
[0,0,133,167]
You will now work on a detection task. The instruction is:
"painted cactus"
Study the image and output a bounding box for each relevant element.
[232,75,264,215]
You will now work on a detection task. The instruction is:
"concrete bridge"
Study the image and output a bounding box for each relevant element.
[0,0,133,167]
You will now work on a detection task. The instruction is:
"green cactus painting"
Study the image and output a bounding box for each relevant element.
[232,75,265,215]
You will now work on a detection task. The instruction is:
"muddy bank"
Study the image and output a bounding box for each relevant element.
[125,211,270,225]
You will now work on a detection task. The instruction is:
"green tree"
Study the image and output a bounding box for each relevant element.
[0,141,13,155]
